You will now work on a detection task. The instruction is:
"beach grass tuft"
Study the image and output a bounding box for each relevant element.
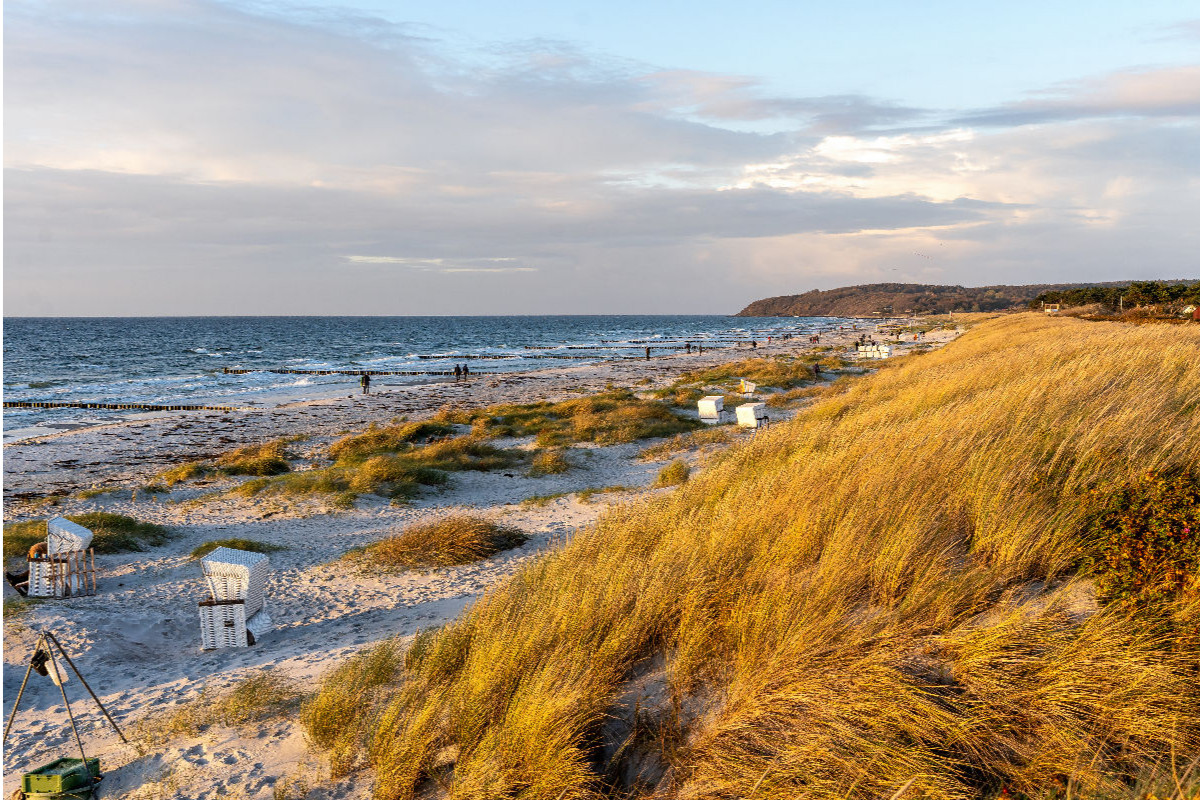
[301,638,406,777]
[216,440,293,476]
[576,485,634,503]
[528,447,573,476]
[638,427,735,461]
[228,434,520,505]
[155,461,212,486]
[652,459,690,487]
[136,670,300,744]
[345,516,527,571]
[521,491,573,508]
[327,421,456,462]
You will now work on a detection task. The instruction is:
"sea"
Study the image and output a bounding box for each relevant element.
[2,315,857,439]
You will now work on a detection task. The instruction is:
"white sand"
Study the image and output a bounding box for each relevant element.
[2,326,961,799]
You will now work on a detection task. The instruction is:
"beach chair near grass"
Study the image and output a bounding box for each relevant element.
[697,395,725,424]
[736,402,769,429]
[24,517,97,598]
[198,547,273,650]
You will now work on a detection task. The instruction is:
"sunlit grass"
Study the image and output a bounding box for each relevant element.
[335,315,1200,799]
[652,460,690,487]
[344,516,528,571]
[435,389,699,446]
[528,447,573,477]
[230,435,521,505]
[135,670,300,744]
[216,440,293,476]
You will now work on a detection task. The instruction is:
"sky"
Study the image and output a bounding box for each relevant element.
[4,0,1199,315]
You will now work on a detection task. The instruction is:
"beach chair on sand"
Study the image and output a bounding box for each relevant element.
[697,396,724,424]
[198,547,273,650]
[736,403,769,429]
[19,517,97,599]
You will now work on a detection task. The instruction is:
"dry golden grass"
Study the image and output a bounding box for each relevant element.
[216,440,293,476]
[230,435,520,505]
[301,638,405,777]
[346,516,528,571]
[327,421,456,462]
[331,316,1200,799]
[673,356,824,390]
[154,460,212,486]
[528,447,573,476]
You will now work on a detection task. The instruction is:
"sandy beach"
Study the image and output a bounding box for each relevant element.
[2,324,958,800]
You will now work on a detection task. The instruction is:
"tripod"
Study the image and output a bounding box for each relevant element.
[4,630,127,787]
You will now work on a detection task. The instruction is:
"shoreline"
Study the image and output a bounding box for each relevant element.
[2,327,900,507]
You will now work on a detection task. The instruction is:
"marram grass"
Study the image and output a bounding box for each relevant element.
[321,315,1200,799]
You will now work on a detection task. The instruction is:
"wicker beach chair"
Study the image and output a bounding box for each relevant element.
[198,547,273,649]
[200,547,269,617]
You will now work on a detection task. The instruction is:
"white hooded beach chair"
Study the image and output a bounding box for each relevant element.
[26,517,97,598]
[201,547,269,616]
[46,517,94,555]
[697,395,724,423]
[198,547,273,650]
[736,402,769,429]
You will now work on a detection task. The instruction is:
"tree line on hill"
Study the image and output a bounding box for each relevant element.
[1030,280,1200,312]
[737,280,1200,317]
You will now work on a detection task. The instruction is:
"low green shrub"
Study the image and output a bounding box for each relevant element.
[1087,468,1200,608]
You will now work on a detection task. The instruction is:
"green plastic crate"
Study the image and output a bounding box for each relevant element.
[21,757,100,798]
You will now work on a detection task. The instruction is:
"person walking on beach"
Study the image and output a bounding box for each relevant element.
[462,363,470,377]
[360,372,371,395]
[645,347,651,360]
[454,364,462,381]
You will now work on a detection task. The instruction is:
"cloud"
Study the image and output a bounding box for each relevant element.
[955,65,1200,127]
[343,256,536,272]
[3,0,1199,315]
